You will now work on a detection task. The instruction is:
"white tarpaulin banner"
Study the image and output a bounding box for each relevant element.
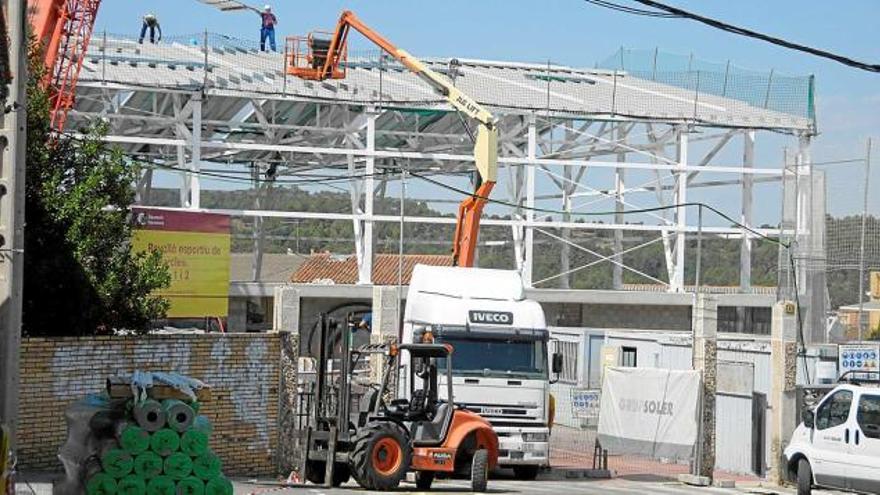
[598,367,701,459]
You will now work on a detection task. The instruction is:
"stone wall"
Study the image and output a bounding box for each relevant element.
[17,334,283,476]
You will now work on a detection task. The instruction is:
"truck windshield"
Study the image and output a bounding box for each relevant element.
[436,334,548,380]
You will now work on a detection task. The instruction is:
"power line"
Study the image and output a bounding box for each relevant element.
[582,0,677,18]
[628,0,880,73]
[408,170,785,247]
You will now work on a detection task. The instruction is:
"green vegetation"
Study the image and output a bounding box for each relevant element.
[145,186,781,290]
[23,51,170,336]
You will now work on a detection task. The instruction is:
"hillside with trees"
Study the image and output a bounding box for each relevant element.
[145,186,780,290]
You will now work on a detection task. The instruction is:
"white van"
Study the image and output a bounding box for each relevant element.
[785,383,880,494]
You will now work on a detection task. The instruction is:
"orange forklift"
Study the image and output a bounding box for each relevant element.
[300,313,498,491]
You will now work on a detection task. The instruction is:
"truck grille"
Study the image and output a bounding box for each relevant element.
[460,403,541,425]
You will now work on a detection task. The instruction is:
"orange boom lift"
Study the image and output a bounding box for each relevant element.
[286,11,499,267]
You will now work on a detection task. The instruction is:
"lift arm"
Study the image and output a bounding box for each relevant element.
[289,11,498,267]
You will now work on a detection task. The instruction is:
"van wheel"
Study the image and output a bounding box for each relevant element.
[471,449,489,492]
[797,459,812,495]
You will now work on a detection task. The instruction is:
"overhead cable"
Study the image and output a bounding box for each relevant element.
[628,0,880,73]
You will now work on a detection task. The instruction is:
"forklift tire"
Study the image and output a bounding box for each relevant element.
[351,421,412,491]
[305,460,324,485]
[471,449,489,492]
[513,465,540,480]
[305,461,350,487]
[415,471,434,490]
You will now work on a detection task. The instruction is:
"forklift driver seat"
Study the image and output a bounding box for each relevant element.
[412,402,453,446]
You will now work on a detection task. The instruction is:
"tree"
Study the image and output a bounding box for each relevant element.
[23,50,170,336]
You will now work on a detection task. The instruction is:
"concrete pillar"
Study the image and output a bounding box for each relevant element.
[692,294,717,480]
[272,286,300,333]
[273,286,301,473]
[370,286,401,384]
[769,300,798,485]
[227,297,247,333]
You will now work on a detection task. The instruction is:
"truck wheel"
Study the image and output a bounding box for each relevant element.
[415,471,434,490]
[351,421,411,491]
[471,449,489,492]
[797,459,812,495]
[513,465,539,480]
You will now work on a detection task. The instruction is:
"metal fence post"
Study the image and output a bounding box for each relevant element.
[101,30,107,84]
[763,68,775,109]
[721,60,730,98]
[611,71,618,116]
[858,138,873,340]
[282,44,289,96]
[203,29,209,89]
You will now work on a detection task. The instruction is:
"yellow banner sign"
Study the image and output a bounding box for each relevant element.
[132,209,231,318]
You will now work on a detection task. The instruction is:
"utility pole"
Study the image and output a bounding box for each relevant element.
[0,0,27,447]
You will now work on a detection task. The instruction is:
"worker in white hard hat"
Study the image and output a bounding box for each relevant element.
[258,5,278,52]
[138,13,162,44]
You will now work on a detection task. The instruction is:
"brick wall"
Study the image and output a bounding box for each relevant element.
[17,334,282,476]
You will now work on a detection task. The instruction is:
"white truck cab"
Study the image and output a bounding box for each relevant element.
[785,382,880,495]
[402,265,561,479]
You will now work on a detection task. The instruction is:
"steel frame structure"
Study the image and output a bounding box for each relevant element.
[68,38,816,294]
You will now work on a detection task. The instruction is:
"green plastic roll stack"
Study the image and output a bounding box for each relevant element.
[86,397,232,495]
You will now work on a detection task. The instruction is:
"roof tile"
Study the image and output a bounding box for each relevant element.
[291,253,453,285]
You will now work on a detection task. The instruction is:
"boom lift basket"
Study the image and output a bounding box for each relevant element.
[286,31,346,81]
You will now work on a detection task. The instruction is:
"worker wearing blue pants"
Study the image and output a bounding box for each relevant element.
[259,5,278,52]
[139,13,162,44]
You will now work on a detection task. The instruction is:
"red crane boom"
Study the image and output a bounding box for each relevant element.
[28,0,101,131]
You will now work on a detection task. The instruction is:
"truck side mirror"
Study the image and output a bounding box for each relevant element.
[802,409,815,428]
[552,353,563,375]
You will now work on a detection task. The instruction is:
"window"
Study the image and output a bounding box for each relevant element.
[857,394,880,439]
[555,340,579,384]
[436,335,548,380]
[621,347,637,367]
[816,390,853,430]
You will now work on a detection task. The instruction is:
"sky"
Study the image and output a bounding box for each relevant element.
[94,0,880,221]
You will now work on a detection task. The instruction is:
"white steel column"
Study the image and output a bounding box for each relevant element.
[613,123,628,290]
[177,145,187,207]
[523,115,537,288]
[672,127,688,292]
[560,164,572,289]
[358,109,377,284]
[188,93,202,209]
[740,131,755,291]
[511,164,525,272]
[795,134,811,294]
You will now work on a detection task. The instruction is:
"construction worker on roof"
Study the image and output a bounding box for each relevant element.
[139,13,162,44]
[258,5,278,52]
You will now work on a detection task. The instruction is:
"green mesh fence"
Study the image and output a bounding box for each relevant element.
[78,33,814,130]
[599,47,815,122]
